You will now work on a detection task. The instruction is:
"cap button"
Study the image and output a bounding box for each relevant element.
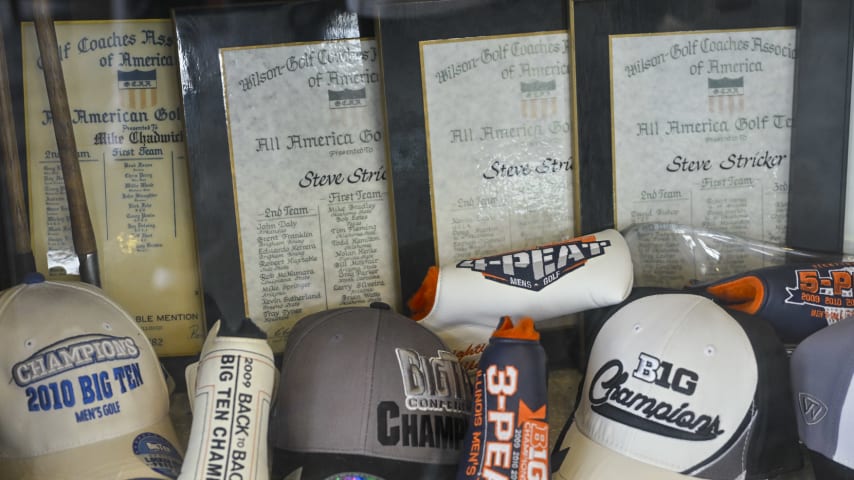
[369,301,391,310]
[23,272,45,284]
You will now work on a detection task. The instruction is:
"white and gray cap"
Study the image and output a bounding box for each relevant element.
[791,316,854,479]
[552,290,802,480]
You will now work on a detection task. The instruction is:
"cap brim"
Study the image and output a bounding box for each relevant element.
[553,423,691,480]
[0,415,184,480]
[272,449,457,480]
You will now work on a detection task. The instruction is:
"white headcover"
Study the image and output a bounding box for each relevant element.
[179,320,276,480]
[555,294,759,479]
[413,229,633,371]
[0,277,184,479]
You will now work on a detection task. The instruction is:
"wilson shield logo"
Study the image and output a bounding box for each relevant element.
[456,236,611,292]
[799,392,828,425]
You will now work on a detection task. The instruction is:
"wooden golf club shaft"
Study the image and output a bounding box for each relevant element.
[32,0,101,286]
[0,19,36,280]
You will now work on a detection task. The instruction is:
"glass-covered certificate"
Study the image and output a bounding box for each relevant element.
[420,31,574,266]
[22,20,204,356]
[378,0,569,305]
[220,38,397,351]
[611,28,795,286]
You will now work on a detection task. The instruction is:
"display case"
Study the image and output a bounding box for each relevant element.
[0,0,852,478]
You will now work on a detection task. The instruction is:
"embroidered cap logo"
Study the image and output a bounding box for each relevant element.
[798,392,828,426]
[588,353,725,441]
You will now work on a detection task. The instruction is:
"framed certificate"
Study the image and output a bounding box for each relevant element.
[218,38,398,352]
[788,0,852,255]
[574,0,797,287]
[22,19,205,356]
[574,0,798,232]
[378,0,574,304]
[1,0,195,291]
[174,1,382,351]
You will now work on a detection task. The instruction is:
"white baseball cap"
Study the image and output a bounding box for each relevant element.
[552,291,802,479]
[0,275,184,479]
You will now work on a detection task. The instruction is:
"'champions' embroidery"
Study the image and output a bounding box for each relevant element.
[13,334,140,386]
[588,354,724,441]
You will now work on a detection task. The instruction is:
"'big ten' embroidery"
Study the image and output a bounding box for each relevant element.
[376,349,471,449]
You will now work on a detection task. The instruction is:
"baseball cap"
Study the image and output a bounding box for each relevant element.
[0,275,184,479]
[791,316,854,479]
[270,302,472,480]
[552,291,802,479]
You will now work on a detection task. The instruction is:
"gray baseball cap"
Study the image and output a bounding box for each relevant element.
[791,316,854,479]
[270,302,472,479]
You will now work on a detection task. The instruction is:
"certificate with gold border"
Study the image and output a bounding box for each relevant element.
[420,31,574,267]
[22,19,204,356]
[610,28,795,287]
[377,0,571,305]
[573,0,799,288]
[220,38,398,352]
[174,2,373,341]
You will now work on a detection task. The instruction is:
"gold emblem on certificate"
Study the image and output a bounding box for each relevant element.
[22,20,204,355]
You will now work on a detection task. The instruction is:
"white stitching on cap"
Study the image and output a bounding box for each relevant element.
[740,403,756,472]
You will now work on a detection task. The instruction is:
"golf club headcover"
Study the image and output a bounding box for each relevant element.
[457,316,549,480]
[690,262,854,345]
[179,318,276,480]
[408,229,633,372]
